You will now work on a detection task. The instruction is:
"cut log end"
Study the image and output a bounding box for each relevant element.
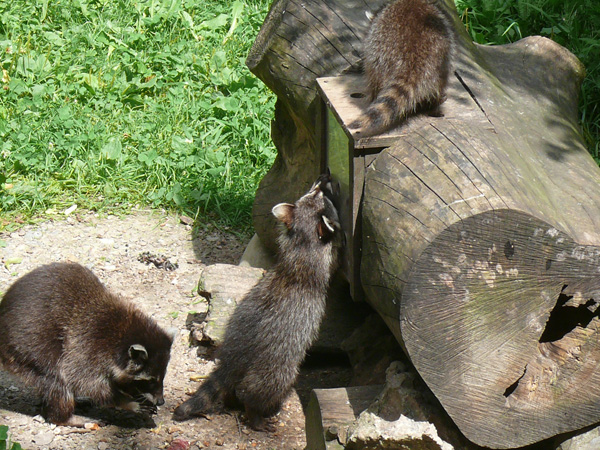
[400,209,600,448]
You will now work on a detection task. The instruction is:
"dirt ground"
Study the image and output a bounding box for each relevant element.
[0,210,351,450]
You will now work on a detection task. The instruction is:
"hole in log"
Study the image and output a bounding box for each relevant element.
[539,286,599,343]
[504,240,514,259]
[504,366,527,397]
[350,92,365,99]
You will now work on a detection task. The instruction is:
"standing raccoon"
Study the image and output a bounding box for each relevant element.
[174,175,342,431]
[0,262,174,427]
[350,0,453,137]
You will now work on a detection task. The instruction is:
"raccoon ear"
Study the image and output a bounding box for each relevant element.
[318,215,339,241]
[128,344,148,363]
[272,203,295,229]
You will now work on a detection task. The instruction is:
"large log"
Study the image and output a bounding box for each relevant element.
[247,1,600,448]
[363,36,600,446]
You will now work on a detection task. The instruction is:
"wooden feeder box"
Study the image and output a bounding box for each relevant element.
[316,75,407,300]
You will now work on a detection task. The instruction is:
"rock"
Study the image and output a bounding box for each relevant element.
[556,427,600,450]
[167,439,190,450]
[345,411,453,450]
[34,431,55,446]
[238,233,275,270]
[179,215,194,226]
[198,264,265,345]
[344,362,482,450]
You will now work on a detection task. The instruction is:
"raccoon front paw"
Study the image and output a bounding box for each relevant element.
[172,402,192,421]
[246,414,278,433]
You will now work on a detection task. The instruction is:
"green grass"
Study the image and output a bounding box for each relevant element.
[454,0,600,160]
[0,425,22,450]
[0,0,276,231]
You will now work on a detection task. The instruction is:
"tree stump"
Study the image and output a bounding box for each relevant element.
[247,1,600,448]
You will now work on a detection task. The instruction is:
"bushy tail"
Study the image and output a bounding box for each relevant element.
[172,373,222,421]
[349,84,414,138]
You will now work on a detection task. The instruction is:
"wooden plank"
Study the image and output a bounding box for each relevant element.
[305,385,383,450]
[317,75,411,150]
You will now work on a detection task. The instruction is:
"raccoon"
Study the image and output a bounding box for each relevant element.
[349,0,453,137]
[173,174,342,431]
[0,262,174,427]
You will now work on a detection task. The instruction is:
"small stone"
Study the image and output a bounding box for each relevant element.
[63,204,78,215]
[180,215,194,226]
[167,439,190,450]
[34,431,54,446]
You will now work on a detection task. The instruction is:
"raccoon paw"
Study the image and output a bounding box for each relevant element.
[246,413,278,433]
[172,399,209,421]
[172,402,192,421]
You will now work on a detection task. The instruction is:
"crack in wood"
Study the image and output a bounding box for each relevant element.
[321,1,363,45]
[411,131,471,199]
[365,190,440,236]
[290,0,356,66]
[454,70,496,132]
[504,365,527,397]
[433,122,510,209]
[427,123,498,211]
[386,152,463,221]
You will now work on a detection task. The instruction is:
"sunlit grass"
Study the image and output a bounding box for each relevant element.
[0,0,276,231]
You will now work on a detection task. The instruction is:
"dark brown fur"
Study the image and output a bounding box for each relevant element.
[0,262,174,427]
[173,175,342,431]
[350,0,453,137]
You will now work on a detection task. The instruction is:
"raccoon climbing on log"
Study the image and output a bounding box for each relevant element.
[174,174,343,431]
[349,0,454,137]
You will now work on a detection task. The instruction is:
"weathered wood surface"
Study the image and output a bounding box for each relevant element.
[196,264,265,345]
[247,0,600,448]
[305,386,382,450]
[360,34,599,448]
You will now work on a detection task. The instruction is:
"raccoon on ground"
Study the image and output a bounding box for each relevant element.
[350,0,454,137]
[173,174,343,431]
[0,262,174,427]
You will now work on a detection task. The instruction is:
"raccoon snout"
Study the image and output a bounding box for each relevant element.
[155,395,165,406]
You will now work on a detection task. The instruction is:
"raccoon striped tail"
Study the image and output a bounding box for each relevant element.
[349,84,415,138]
[172,373,223,421]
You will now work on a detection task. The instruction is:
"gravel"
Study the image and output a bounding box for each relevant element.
[0,210,306,450]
